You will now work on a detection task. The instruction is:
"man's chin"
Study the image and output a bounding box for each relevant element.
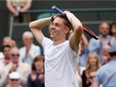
[102,33,107,37]
[50,35,55,38]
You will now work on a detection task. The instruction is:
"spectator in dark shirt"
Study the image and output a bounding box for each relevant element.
[28,55,44,87]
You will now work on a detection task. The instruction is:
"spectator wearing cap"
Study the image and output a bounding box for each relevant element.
[0,47,31,87]
[93,46,116,87]
[6,72,22,87]
[19,31,41,65]
[28,55,44,87]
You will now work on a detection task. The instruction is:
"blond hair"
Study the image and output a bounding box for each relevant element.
[85,52,100,76]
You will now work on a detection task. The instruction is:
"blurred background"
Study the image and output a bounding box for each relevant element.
[0,0,116,47]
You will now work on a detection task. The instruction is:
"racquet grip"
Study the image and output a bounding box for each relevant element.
[52,5,65,16]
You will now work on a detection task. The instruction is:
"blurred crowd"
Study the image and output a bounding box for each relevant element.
[0,0,116,87]
[0,21,116,87]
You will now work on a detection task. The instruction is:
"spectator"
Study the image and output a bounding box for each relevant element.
[0,45,11,77]
[28,55,44,87]
[2,37,17,48]
[102,45,111,65]
[11,40,17,48]
[2,36,12,47]
[82,52,101,87]
[80,33,89,67]
[6,71,22,87]
[20,31,41,65]
[93,46,116,87]
[0,47,31,87]
[108,22,116,47]
[88,22,110,63]
[6,0,32,22]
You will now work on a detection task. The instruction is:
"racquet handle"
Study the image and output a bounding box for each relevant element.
[52,5,65,16]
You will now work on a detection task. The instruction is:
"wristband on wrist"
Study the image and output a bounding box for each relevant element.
[66,12,74,21]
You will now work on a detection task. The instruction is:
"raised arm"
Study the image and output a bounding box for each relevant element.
[20,0,32,12]
[65,12,83,53]
[29,17,51,45]
[6,0,19,15]
[81,33,88,48]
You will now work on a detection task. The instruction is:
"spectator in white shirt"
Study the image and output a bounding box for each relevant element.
[20,31,41,65]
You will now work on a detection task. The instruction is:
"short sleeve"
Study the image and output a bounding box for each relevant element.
[94,69,102,84]
[42,37,52,49]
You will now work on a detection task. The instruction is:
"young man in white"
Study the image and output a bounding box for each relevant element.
[29,11,83,87]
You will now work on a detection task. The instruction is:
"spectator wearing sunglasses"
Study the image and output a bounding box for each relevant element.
[6,71,22,87]
[0,47,31,87]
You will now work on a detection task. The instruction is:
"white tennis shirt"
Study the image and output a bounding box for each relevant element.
[42,37,79,87]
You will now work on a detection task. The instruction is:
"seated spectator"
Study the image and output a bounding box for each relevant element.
[81,52,101,87]
[20,31,41,65]
[6,0,32,22]
[88,22,110,63]
[2,36,12,47]
[1,36,17,49]
[28,55,44,87]
[6,71,22,87]
[0,47,31,87]
[102,45,111,65]
[0,36,12,52]
[11,40,18,48]
[0,45,11,78]
[108,22,116,47]
[93,46,116,87]
[80,33,89,67]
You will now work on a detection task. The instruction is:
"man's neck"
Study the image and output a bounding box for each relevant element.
[91,65,97,71]
[37,69,44,73]
[26,44,32,55]
[53,39,66,45]
[113,34,116,38]
[101,35,107,38]
[4,58,10,65]
[111,55,116,60]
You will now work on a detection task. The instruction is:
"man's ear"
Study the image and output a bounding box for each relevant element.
[65,27,70,34]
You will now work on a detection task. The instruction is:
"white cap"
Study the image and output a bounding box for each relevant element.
[9,72,20,79]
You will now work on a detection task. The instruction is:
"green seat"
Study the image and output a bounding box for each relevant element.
[38,13,56,19]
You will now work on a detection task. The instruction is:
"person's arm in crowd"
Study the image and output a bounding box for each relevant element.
[66,11,83,53]
[0,73,9,87]
[19,64,31,86]
[29,17,51,45]
[92,80,100,87]
[88,38,99,52]
[20,0,32,12]
[6,0,19,15]
[0,66,10,87]
[27,75,32,87]
[81,33,88,48]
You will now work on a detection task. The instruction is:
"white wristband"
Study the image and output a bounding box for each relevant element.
[66,12,74,21]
